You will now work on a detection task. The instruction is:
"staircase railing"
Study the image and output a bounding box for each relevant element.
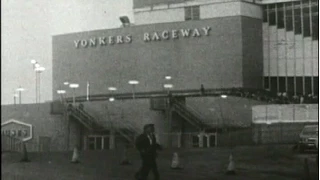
[171,99,206,130]
[68,106,95,130]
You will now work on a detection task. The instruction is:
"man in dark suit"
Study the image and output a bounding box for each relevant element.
[135,124,162,180]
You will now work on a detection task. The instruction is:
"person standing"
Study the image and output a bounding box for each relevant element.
[135,124,162,180]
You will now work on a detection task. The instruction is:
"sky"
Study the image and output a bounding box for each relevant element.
[1,0,134,105]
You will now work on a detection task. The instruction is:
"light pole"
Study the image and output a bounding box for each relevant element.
[35,66,45,103]
[108,87,117,102]
[16,86,25,104]
[69,84,79,105]
[128,80,139,99]
[13,93,18,106]
[57,90,66,103]
[31,60,40,103]
[165,76,172,80]
[163,84,173,94]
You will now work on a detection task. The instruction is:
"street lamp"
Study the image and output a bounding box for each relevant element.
[108,87,117,102]
[128,80,139,99]
[221,94,228,99]
[164,83,173,94]
[57,90,66,103]
[69,83,79,105]
[13,93,18,106]
[31,60,39,103]
[165,76,172,80]
[16,86,25,104]
[35,66,45,103]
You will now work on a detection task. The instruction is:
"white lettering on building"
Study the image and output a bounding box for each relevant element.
[73,26,211,48]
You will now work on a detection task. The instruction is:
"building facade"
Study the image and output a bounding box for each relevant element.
[2,0,318,151]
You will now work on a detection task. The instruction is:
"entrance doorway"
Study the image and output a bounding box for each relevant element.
[86,136,109,150]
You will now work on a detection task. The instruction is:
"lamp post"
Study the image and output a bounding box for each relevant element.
[13,93,18,106]
[57,90,66,103]
[128,80,139,99]
[165,76,172,80]
[69,84,79,105]
[35,66,45,103]
[108,87,117,102]
[16,86,25,104]
[31,60,40,103]
[164,84,173,93]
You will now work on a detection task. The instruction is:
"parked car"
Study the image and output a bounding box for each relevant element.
[298,125,318,153]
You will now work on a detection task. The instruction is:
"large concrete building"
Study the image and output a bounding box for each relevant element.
[2,0,318,152]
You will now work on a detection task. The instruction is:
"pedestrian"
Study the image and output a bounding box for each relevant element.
[135,124,162,180]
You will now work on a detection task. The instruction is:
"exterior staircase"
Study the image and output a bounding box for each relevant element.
[171,98,209,131]
[62,99,139,146]
[150,97,211,131]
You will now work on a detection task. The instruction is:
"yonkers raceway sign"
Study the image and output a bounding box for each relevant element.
[1,119,33,142]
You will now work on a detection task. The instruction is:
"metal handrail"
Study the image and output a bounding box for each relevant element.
[173,103,204,129]
[172,99,207,122]
[64,88,281,103]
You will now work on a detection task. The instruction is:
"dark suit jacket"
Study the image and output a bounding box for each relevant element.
[135,133,162,159]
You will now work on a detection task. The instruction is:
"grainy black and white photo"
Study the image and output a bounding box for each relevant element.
[1,0,319,179]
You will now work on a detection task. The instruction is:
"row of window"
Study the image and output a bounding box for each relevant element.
[263,76,319,95]
[185,6,200,21]
[263,0,319,40]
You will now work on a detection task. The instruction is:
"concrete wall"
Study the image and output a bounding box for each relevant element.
[252,104,319,144]
[186,97,266,127]
[252,122,318,144]
[52,16,262,101]
[252,104,318,124]
[81,99,167,145]
[1,104,68,152]
[134,1,262,25]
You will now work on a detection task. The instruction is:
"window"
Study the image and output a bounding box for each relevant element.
[294,1,302,34]
[279,77,286,92]
[311,0,319,40]
[185,6,200,21]
[263,5,268,22]
[287,77,294,95]
[264,77,270,89]
[313,77,319,95]
[305,77,312,95]
[270,77,277,93]
[277,3,285,28]
[296,77,303,95]
[268,4,276,25]
[302,1,311,37]
[285,2,293,31]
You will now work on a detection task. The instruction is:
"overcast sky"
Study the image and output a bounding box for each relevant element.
[1,0,133,105]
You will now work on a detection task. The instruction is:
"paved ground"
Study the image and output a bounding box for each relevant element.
[1,145,319,180]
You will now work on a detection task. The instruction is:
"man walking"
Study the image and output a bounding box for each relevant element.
[135,124,162,180]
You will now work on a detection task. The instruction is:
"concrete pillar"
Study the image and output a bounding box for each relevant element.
[198,131,205,148]
[306,105,309,120]
[83,136,87,150]
[177,132,182,148]
[206,135,210,148]
[66,112,70,151]
[166,106,173,148]
[109,129,115,150]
